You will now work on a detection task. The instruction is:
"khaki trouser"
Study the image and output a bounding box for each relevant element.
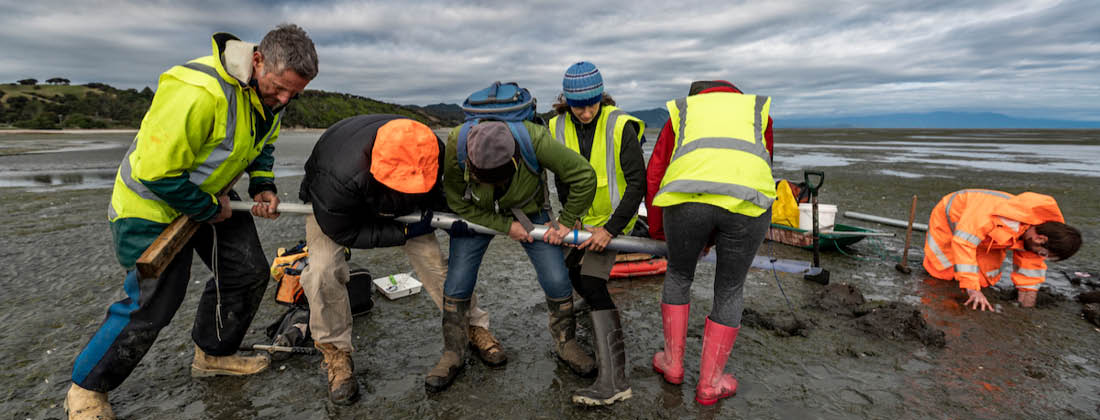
[300,215,489,352]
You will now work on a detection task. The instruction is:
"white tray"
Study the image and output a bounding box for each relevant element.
[372,272,422,300]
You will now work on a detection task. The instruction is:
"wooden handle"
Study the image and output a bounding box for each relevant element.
[900,195,917,262]
[135,174,243,278]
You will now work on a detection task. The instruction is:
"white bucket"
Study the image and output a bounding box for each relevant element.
[798,203,837,232]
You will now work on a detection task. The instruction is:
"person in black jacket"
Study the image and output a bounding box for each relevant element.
[298,114,506,405]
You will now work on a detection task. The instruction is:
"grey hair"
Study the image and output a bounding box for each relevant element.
[259,23,319,80]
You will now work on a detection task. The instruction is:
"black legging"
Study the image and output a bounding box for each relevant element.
[567,254,617,311]
[661,202,771,327]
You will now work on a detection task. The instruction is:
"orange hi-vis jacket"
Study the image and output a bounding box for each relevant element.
[923,190,1064,291]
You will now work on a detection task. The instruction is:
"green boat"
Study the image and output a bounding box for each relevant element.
[765,223,891,251]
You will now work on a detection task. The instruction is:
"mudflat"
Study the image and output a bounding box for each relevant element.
[2,128,1097,419]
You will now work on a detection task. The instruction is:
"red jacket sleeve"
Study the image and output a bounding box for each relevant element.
[646,120,676,240]
[765,116,774,161]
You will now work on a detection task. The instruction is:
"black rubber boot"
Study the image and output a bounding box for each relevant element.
[425,296,470,393]
[572,309,632,406]
[546,296,596,377]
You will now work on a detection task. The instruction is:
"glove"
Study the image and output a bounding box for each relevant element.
[446,220,476,238]
[404,210,435,239]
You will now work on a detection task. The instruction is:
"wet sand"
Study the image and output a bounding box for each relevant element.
[1,128,1098,419]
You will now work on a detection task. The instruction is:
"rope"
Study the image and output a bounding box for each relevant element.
[212,226,224,342]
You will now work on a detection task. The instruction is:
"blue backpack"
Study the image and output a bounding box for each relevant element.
[456,81,540,174]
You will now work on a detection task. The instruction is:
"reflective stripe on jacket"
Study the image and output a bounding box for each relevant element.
[922,190,1064,290]
[652,92,775,216]
[549,105,645,234]
[108,34,280,225]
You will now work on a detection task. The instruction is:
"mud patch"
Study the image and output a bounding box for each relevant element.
[852,302,946,348]
[1082,303,1100,327]
[1076,291,1100,305]
[809,283,866,316]
[741,308,810,337]
[985,287,1065,308]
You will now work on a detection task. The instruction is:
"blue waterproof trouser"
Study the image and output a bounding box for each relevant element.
[71,208,269,392]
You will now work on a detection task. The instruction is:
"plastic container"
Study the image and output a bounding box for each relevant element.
[798,203,837,232]
[372,272,422,300]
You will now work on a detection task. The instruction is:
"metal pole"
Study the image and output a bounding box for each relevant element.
[844,211,928,232]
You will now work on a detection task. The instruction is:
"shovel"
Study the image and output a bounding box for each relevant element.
[802,170,830,285]
[895,195,917,274]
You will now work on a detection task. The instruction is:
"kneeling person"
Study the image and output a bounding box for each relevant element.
[298,115,505,404]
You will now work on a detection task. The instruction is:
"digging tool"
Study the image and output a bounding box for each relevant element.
[895,195,918,274]
[136,174,242,278]
[802,170,830,285]
[240,343,317,355]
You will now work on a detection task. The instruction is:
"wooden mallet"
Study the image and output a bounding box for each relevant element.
[895,195,917,274]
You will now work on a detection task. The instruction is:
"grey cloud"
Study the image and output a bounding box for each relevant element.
[1,0,1097,121]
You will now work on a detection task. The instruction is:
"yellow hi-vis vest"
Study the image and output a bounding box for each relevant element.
[549,105,645,234]
[652,93,775,217]
[108,37,280,224]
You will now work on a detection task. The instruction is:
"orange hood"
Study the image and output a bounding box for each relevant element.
[992,192,1064,225]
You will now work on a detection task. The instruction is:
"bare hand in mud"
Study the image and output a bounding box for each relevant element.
[1018,289,1037,308]
[965,288,994,311]
[211,194,232,223]
[251,191,281,220]
[578,226,612,252]
[508,221,533,243]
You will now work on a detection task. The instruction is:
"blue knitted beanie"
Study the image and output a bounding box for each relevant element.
[562,61,604,107]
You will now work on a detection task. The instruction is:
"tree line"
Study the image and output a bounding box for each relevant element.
[1,80,460,130]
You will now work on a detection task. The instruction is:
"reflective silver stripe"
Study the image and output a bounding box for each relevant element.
[604,109,626,210]
[181,62,238,186]
[117,138,161,202]
[927,236,952,269]
[754,95,768,147]
[671,136,770,164]
[655,179,774,209]
[997,216,1020,231]
[1013,265,1046,278]
[954,230,982,246]
[674,97,688,152]
[955,264,979,273]
[985,269,1002,279]
[946,189,1011,232]
[554,115,566,144]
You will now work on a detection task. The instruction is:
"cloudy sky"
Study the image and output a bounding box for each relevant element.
[2,0,1098,120]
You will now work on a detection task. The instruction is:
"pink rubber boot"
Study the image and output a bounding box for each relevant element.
[695,317,740,405]
[651,303,690,384]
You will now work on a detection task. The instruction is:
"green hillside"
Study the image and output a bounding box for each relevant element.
[0,82,462,130]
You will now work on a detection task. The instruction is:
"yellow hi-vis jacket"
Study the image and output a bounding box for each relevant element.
[108,33,280,224]
[549,105,645,234]
[652,92,775,216]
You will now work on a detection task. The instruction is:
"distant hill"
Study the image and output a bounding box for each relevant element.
[627,108,669,129]
[405,103,463,125]
[779,111,1100,129]
[1,81,459,130]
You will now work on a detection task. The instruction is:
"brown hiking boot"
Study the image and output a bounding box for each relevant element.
[191,345,269,377]
[64,383,114,420]
[469,326,507,367]
[316,343,360,405]
[546,296,596,377]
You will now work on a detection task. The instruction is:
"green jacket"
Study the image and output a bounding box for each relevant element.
[444,121,596,233]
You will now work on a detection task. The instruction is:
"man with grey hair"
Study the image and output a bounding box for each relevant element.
[65,24,317,420]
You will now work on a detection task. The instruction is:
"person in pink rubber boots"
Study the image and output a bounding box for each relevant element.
[645,80,776,405]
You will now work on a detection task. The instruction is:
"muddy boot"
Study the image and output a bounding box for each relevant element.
[695,317,740,405]
[546,296,596,377]
[469,326,507,367]
[191,344,270,377]
[315,343,359,405]
[64,383,114,420]
[652,303,690,384]
[572,309,632,406]
[425,296,470,393]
